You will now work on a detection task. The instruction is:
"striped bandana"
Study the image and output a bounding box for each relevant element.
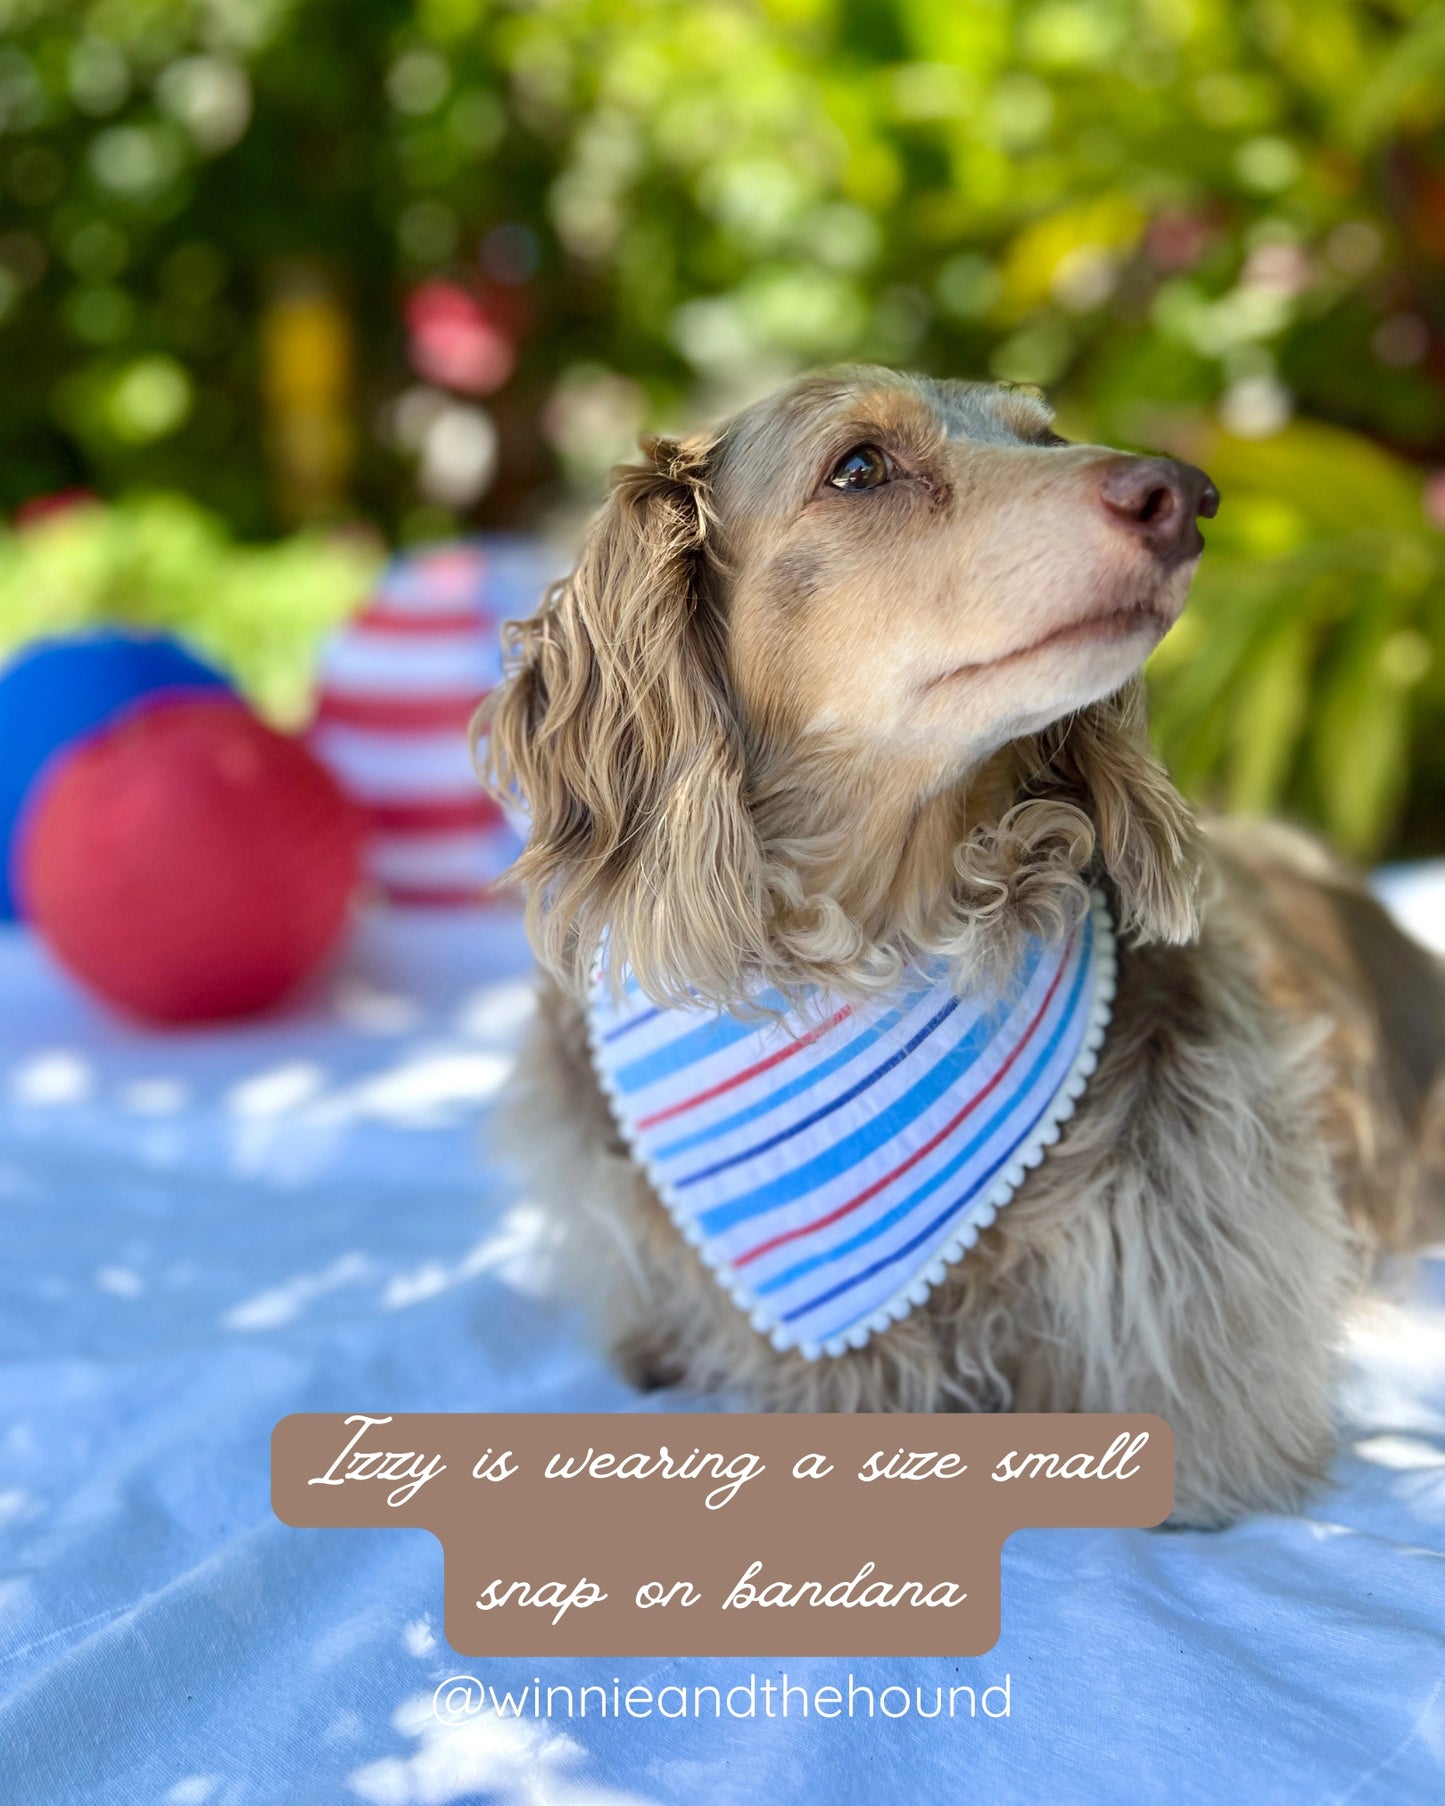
[588,890,1116,1361]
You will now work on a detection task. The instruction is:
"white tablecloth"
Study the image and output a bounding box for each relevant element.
[2,873,1443,1804]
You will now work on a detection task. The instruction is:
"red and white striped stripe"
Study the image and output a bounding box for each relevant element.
[309,537,556,907]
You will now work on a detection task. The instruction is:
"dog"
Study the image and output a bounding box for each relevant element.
[476,366,1445,1526]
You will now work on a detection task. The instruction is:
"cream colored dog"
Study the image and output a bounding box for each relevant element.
[477,366,1445,1526]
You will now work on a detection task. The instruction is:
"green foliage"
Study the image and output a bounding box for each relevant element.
[1151,423,1445,857]
[1,0,1443,853]
[0,498,377,725]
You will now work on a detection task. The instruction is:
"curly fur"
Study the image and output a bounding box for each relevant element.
[474,366,1445,1526]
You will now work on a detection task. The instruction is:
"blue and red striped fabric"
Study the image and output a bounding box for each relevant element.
[588,891,1116,1360]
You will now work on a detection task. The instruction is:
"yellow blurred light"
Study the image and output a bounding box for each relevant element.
[1234,136,1302,193]
[1229,495,1309,558]
[1380,631,1432,689]
[260,274,355,522]
[1000,196,1145,312]
[105,356,192,443]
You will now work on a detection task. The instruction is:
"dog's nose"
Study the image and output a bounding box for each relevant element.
[1098,456,1219,560]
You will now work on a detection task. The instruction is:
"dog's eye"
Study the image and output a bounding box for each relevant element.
[827,445,892,491]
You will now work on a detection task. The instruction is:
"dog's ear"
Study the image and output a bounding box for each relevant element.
[1028,679,1203,945]
[475,434,767,1002]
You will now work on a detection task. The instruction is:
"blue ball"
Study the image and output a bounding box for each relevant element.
[0,629,230,919]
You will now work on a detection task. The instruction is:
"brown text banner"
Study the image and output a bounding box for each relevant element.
[272,1412,1172,1656]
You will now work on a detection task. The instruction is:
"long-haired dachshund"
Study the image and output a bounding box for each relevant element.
[476,366,1445,1525]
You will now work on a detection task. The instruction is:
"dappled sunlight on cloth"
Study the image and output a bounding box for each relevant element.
[0,882,1443,1802]
[348,1694,666,1806]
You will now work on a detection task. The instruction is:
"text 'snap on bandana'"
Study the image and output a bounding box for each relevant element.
[588,890,1116,1361]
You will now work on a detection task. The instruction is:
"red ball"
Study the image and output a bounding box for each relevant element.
[21,697,363,1024]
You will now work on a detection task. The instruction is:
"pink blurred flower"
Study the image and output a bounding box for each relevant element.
[13,488,99,530]
[1424,469,1445,532]
[1145,209,1214,273]
[404,281,515,395]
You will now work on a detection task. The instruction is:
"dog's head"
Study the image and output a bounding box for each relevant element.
[480,366,1216,1003]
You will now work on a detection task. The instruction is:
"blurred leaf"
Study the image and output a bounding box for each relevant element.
[1193,420,1427,537]
[1311,608,1416,855]
[1351,7,1445,147]
[1226,615,1313,816]
[0,494,377,725]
